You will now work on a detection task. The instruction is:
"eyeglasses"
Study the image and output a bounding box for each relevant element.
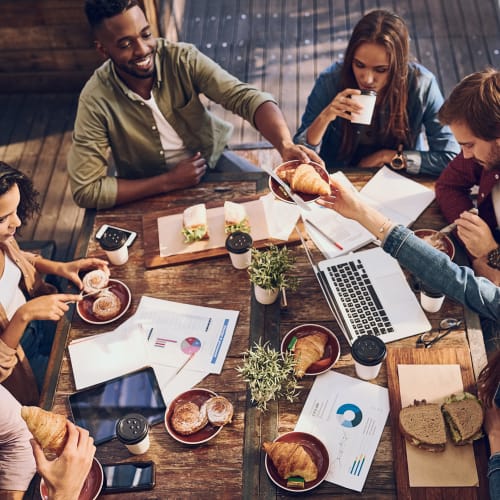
[416,318,463,348]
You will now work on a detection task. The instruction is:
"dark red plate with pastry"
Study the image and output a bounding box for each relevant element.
[414,229,455,260]
[263,431,329,493]
[269,160,330,204]
[165,388,233,445]
[76,279,131,325]
[40,457,103,500]
[281,324,340,377]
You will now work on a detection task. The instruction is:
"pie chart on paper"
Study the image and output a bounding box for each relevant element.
[181,337,202,355]
[336,403,363,428]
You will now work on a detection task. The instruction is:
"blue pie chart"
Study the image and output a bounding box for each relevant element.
[336,403,363,428]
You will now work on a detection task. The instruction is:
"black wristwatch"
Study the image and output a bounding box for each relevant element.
[390,144,407,171]
[487,247,500,270]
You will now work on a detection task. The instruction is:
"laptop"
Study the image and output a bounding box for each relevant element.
[297,228,431,345]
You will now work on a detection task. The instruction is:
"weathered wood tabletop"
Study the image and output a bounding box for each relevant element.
[39,170,489,499]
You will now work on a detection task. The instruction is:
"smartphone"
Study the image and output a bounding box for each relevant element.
[95,224,137,247]
[101,461,155,494]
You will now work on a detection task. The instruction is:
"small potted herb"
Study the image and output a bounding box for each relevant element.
[236,340,301,411]
[247,244,298,304]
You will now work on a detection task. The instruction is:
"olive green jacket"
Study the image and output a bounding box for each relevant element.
[68,39,276,209]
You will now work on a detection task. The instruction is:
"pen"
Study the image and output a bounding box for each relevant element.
[305,219,344,250]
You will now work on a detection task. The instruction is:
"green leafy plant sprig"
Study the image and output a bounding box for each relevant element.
[247,244,299,291]
[236,340,301,412]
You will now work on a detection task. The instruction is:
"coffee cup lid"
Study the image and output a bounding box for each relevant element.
[99,232,127,251]
[116,413,149,444]
[360,90,377,96]
[225,231,253,254]
[351,335,386,366]
[420,284,443,298]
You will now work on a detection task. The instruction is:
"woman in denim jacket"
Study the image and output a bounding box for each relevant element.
[294,10,459,176]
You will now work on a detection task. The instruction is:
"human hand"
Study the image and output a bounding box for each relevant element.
[60,258,109,290]
[280,142,324,166]
[31,421,96,500]
[358,149,395,168]
[316,177,363,221]
[165,152,207,190]
[321,88,362,123]
[456,210,498,258]
[472,255,500,285]
[16,294,82,323]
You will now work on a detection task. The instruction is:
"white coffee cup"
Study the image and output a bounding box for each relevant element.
[350,90,377,125]
[225,231,253,269]
[116,413,150,455]
[420,287,445,313]
[99,233,129,266]
[351,335,386,380]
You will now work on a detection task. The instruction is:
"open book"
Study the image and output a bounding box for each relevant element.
[304,166,435,258]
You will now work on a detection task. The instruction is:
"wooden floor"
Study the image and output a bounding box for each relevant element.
[0,0,499,261]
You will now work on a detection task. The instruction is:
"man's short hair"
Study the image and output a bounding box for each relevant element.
[439,68,500,141]
[84,0,141,29]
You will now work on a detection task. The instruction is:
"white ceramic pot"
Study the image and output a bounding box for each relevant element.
[253,284,279,305]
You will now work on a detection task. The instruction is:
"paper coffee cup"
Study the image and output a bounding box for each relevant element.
[350,90,377,125]
[99,233,128,266]
[351,335,386,380]
[420,287,445,313]
[225,231,253,269]
[116,413,150,455]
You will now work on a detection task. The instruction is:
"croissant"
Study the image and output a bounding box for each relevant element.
[289,164,331,196]
[263,441,318,482]
[294,332,328,378]
[21,406,68,456]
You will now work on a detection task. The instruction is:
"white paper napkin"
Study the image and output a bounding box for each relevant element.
[261,192,301,240]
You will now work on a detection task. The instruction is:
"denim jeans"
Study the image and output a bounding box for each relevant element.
[19,320,55,391]
[489,453,500,500]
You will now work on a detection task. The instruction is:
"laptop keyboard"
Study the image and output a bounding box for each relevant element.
[327,260,395,337]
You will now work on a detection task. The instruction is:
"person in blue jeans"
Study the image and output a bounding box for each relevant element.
[294,10,459,175]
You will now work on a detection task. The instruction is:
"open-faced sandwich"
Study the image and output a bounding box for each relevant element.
[399,399,447,452]
[441,392,484,445]
[182,203,209,243]
[224,201,250,234]
[278,163,331,196]
[21,406,68,458]
[263,440,318,489]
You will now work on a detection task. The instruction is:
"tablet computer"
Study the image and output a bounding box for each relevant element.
[68,366,166,445]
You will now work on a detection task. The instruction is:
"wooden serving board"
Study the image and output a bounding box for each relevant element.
[386,347,489,500]
[142,197,301,268]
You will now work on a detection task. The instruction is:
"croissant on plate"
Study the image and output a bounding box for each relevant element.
[21,406,68,457]
[263,441,318,482]
[294,332,328,378]
[279,164,331,196]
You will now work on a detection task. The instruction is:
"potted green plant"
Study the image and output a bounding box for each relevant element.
[247,244,299,304]
[236,340,301,411]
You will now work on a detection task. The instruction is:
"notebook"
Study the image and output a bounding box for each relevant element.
[298,228,431,345]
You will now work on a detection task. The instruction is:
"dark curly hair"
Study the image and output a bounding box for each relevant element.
[0,162,39,224]
[84,0,141,29]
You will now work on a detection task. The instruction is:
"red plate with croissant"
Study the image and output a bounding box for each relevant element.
[269,160,330,204]
[281,324,340,378]
[263,431,329,492]
[76,279,131,325]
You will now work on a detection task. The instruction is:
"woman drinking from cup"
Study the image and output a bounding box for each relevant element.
[294,9,459,176]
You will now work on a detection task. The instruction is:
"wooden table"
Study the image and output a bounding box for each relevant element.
[40,170,489,499]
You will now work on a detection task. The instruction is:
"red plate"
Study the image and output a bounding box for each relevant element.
[414,229,455,260]
[264,431,330,492]
[76,279,131,325]
[281,324,340,376]
[165,388,223,445]
[40,457,103,500]
[269,160,329,204]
